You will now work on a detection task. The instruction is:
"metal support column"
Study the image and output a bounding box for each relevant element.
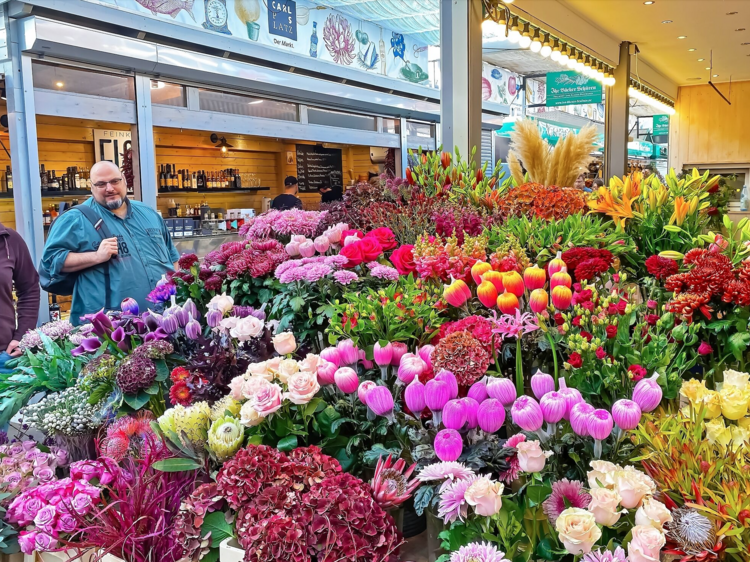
[4,19,48,324]
[133,74,156,208]
[440,0,482,163]
[397,117,408,177]
[604,42,631,179]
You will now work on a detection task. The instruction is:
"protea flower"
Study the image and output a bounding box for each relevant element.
[666,507,719,557]
[207,416,244,461]
[370,454,419,509]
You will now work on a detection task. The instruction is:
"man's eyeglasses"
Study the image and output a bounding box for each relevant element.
[93,178,124,189]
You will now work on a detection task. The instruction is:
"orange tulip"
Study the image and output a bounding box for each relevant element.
[502,271,525,297]
[551,285,573,310]
[471,261,492,286]
[482,270,505,293]
[477,281,498,308]
[524,265,547,291]
[550,271,572,290]
[497,291,520,314]
[529,289,549,313]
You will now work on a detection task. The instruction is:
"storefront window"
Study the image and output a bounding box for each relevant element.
[307,108,377,132]
[151,81,186,107]
[32,61,135,100]
[382,118,400,134]
[198,89,297,121]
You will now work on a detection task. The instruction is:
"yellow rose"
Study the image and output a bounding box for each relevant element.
[555,508,602,555]
[705,418,731,447]
[680,379,707,405]
[720,385,749,420]
[701,390,722,419]
[730,425,750,452]
[738,417,750,430]
[723,369,750,391]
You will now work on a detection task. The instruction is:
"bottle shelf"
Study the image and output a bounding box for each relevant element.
[0,192,13,199]
[41,189,92,198]
[157,187,270,195]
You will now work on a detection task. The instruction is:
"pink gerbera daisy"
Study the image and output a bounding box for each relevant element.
[438,474,478,524]
[542,478,591,525]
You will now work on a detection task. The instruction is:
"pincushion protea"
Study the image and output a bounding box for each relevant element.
[370,454,419,509]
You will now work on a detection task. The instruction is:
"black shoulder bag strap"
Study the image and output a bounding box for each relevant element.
[75,205,116,311]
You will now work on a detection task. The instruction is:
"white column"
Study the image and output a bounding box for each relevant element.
[604,42,631,179]
[133,75,157,209]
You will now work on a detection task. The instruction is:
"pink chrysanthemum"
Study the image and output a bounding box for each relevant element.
[438,474,478,523]
[582,547,627,562]
[450,542,509,562]
[417,462,475,484]
[542,478,591,525]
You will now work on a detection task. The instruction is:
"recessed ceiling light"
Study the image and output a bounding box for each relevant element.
[697,58,705,61]
[743,42,750,45]
[713,74,719,77]
[677,36,687,39]
[662,20,672,23]
[688,48,696,51]
[737,28,747,31]
[705,67,711,70]
[687,77,702,81]
[55,82,64,87]
[644,1,655,4]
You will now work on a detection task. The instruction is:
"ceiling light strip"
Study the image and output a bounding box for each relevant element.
[629,78,676,115]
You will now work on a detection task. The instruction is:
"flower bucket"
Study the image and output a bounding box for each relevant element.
[219,538,244,562]
[388,507,404,534]
[0,552,23,562]
[425,508,445,562]
[402,504,427,538]
[32,550,93,562]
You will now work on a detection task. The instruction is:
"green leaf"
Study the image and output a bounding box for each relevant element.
[277,435,298,452]
[413,485,434,516]
[155,359,169,382]
[123,390,151,410]
[525,484,552,508]
[290,296,306,312]
[246,434,264,446]
[302,398,323,418]
[202,511,234,547]
[728,332,750,361]
[144,382,161,395]
[316,406,341,437]
[152,458,201,472]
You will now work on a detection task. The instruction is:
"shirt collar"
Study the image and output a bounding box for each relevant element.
[95,197,132,219]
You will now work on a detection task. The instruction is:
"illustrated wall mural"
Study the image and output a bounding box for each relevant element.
[88,0,430,85]
[481,62,522,107]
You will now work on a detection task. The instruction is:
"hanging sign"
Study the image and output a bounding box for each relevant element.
[653,114,670,137]
[546,71,603,107]
[93,130,131,167]
[268,0,297,41]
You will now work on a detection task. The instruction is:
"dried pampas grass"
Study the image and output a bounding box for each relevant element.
[508,119,550,184]
[508,151,524,185]
[556,123,598,187]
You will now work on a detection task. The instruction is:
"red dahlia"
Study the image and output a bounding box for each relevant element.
[645,255,680,280]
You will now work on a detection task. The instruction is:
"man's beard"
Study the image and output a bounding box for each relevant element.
[104,197,125,210]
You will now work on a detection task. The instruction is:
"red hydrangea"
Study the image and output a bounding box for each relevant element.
[241,515,308,562]
[431,331,490,387]
[561,247,613,276]
[438,316,499,356]
[216,446,291,510]
[174,483,226,562]
[286,446,342,488]
[645,255,679,280]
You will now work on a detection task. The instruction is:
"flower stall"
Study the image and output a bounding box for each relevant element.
[2,119,750,562]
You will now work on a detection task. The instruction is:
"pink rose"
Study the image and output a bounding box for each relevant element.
[4,472,22,488]
[218,316,239,333]
[33,467,55,483]
[229,375,246,401]
[358,237,383,262]
[23,496,44,523]
[285,371,321,405]
[299,354,322,373]
[18,531,37,555]
[55,513,78,534]
[34,532,58,552]
[464,476,504,517]
[33,505,57,531]
[71,461,101,482]
[251,382,283,417]
[208,293,234,314]
[246,360,272,380]
[340,242,365,268]
[242,377,272,401]
[275,359,300,384]
[72,492,94,514]
[390,245,415,275]
[272,332,297,355]
[230,316,264,341]
[366,227,397,251]
[516,440,553,473]
[628,525,666,562]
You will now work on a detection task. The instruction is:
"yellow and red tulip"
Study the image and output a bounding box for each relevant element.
[497,291,520,314]
[471,261,492,286]
[548,252,567,276]
[529,289,549,313]
[550,271,572,290]
[524,265,547,291]
[477,281,498,308]
[551,285,572,310]
[443,279,470,308]
[482,270,505,293]
[502,271,525,297]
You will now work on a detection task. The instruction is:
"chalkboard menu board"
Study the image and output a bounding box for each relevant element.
[296,145,343,193]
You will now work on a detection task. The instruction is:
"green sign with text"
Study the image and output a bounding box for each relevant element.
[653,115,670,136]
[546,71,603,107]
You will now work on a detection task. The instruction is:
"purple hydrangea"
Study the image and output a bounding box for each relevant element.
[333,270,359,285]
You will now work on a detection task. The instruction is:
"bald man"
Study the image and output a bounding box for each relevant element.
[41,161,179,324]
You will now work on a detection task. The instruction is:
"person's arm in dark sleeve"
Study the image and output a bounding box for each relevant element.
[294,197,304,209]
[10,231,40,349]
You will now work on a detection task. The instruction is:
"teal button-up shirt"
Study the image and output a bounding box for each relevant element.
[41,198,179,325]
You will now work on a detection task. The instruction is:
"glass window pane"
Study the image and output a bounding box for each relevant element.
[406,120,435,140]
[151,81,186,106]
[198,89,297,121]
[307,108,376,131]
[32,61,134,100]
[383,118,400,134]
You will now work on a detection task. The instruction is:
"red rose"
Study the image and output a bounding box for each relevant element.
[357,237,383,262]
[339,243,365,269]
[581,301,595,311]
[572,315,582,327]
[390,244,416,275]
[645,314,659,326]
[579,331,593,342]
[616,299,628,315]
[628,364,647,382]
[595,346,607,360]
[707,206,719,216]
[553,313,564,326]
[606,324,618,339]
[568,353,583,369]
[341,229,364,242]
[366,227,398,251]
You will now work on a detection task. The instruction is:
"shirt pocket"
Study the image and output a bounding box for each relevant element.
[145,229,169,264]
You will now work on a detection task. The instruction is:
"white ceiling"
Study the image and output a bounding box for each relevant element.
[557,0,750,85]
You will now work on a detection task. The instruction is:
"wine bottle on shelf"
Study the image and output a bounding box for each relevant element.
[43,206,51,226]
[40,164,47,190]
[61,169,70,192]
[49,295,61,322]
[74,167,81,190]
[5,167,12,194]
[49,171,59,192]
[173,164,179,190]
[234,168,242,189]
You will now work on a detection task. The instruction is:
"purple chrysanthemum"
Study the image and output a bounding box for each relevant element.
[542,478,591,525]
[146,283,176,304]
[333,270,359,285]
[437,474,478,524]
[450,542,509,562]
[371,265,400,280]
[303,264,333,282]
[275,260,299,276]
[277,267,306,284]
[582,547,627,562]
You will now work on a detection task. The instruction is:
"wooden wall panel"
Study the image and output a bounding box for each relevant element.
[670,81,750,169]
[0,200,15,231]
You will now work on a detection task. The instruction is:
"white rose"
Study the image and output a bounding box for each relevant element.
[209,293,234,314]
[516,440,553,473]
[299,354,322,373]
[613,466,656,509]
[230,316,264,341]
[242,376,271,401]
[285,371,321,405]
[635,497,672,531]
[272,332,297,355]
[588,460,620,489]
[276,358,301,384]
[246,361,273,381]
[555,508,602,555]
[239,401,262,427]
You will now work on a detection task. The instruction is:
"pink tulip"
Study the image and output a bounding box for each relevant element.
[434,429,463,462]
[442,400,467,430]
[334,367,358,394]
[358,380,377,404]
[404,380,426,415]
[390,342,408,366]
[477,398,505,433]
[373,342,393,367]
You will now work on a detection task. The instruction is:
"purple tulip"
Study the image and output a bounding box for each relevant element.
[632,373,663,413]
[161,314,179,335]
[435,370,458,399]
[434,429,463,462]
[587,409,614,441]
[336,339,359,367]
[367,387,395,421]
[468,380,489,404]
[334,367,359,394]
[531,370,555,400]
[206,308,223,328]
[418,345,435,369]
[398,354,426,385]
[299,240,316,258]
[540,391,566,424]
[390,342,408,366]
[120,297,139,316]
[185,316,201,340]
[71,337,101,357]
[486,378,517,406]
[461,397,479,429]
[173,307,190,328]
[373,342,393,367]
[183,298,200,321]
[477,398,505,433]
[570,402,595,437]
[320,347,342,368]
[404,380,426,415]
[558,378,583,420]
[611,399,642,431]
[90,310,113,337]
[442,399,467,430]
[511,396,544,432]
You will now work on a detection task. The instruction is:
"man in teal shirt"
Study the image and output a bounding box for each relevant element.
[41,161,179,325]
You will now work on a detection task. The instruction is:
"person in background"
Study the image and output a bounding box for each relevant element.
[574,174,586,190]
[40,161,179,325]
[592,178,605,189]
[271,176,303,210]
[319,180,343,203]
[643,165,654,179]
[0,222,40,372]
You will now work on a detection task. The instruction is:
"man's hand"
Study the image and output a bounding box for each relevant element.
[6,340,21,357]
[96,237,119,263]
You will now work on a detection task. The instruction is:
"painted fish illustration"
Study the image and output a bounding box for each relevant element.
[135,0,195,19]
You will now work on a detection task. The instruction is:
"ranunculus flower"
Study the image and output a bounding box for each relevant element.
[358,237,383,261]
[239,401,263,427]
[340,242,365,268]
[628,524,666,562]
[613,466,655,509]
[605,324,617,339]
[366,227,397,251]
[555,508,602,555]
[208,293,234,314]
[230,316,264,341]
[635,497,672,531]
[697,341,713,355]
[516,440,552,473]
[272,332,297,355]
[285,371,320,404]
[390,245,416,275]
[587,488,623,527]
[251,382,283,417]
[464,476,504,517]
[275,358,300,383]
